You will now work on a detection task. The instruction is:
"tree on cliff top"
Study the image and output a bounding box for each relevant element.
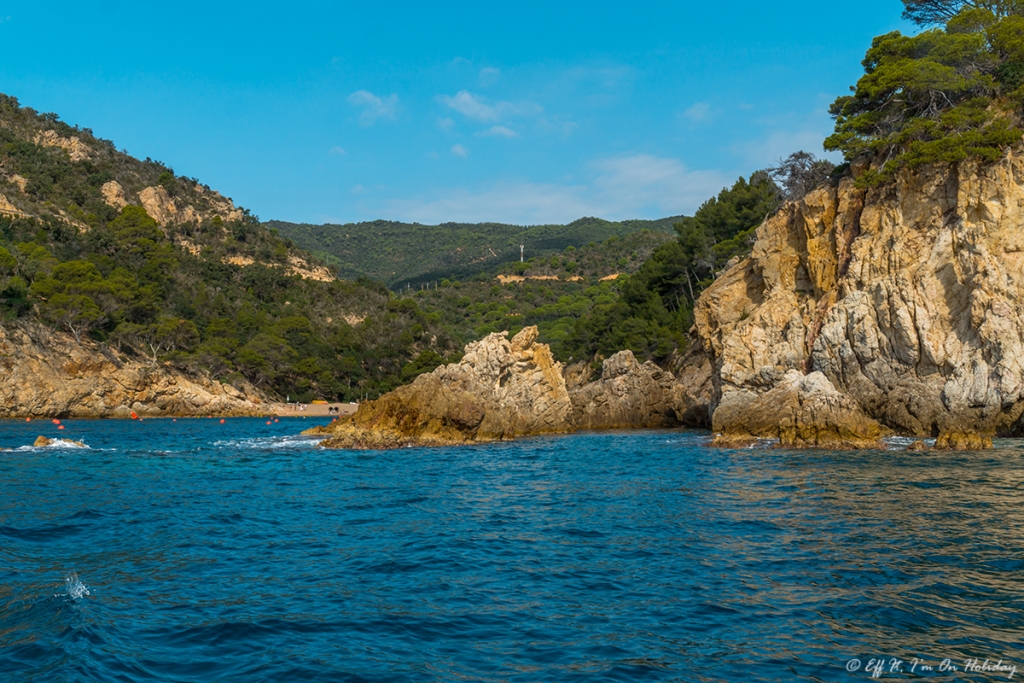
[826,3,1024,184]
[902,0,1024,24]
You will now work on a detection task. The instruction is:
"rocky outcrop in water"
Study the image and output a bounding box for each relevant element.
[692,154,1024,448]
[308,326,573,448]
[308,326,711,449]
[0,321,266,418]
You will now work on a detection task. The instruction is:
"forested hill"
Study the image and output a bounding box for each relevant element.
[0,93,465,402]
[267,216,681,288]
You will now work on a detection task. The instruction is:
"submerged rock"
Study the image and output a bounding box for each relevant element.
[33,435,86,448]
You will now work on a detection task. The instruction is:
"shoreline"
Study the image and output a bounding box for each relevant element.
[0,402,360,421]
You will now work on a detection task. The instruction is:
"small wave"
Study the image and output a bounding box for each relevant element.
[10,438,91,451]
[884,436,937,450]
[211,435,322,451]
[61,572,90,600]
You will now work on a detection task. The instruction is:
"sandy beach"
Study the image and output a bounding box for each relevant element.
[270,402,359,418]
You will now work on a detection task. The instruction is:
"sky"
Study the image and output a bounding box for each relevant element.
[0,1,912,225]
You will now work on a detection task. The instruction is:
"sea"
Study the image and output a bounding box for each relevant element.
[1,418,1022,682]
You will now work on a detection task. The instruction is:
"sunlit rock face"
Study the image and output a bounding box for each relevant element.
[310,326,574,449]
[0,320,264,418]
[694,153,1024,448]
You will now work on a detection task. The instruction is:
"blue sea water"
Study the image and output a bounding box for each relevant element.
[1,418,1023,682]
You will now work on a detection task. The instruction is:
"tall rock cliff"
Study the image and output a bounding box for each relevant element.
[693,155,1024,447]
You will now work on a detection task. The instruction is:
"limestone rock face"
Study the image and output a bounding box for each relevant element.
[0,321,265,418]
[569,349,711,429]
[139,186,199,227]
[309,326,573,449]
[693,154,1024,448]
[33,130,91,162]
[101,180,128,210]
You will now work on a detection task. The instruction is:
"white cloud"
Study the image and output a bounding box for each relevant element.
[438,90,542,122]
[438,117,455,131]
[477,125,518,138]
[329,146,347,155]
[479,67,501,86]
[682,102,710,122]
[348,90,399,125]
[450,144,469,158]
[351,184,366,195]
[378,154,729,224]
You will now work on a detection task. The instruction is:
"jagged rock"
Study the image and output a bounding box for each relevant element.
[33,130,90,161]
[569,349,710,429]
[308,326,573,449]
[139,186,199,226]
[711,370,885,448]
[905,440,930,452]
[692,154,1024,449]
[101,180,127,210]
[0,320,265,418]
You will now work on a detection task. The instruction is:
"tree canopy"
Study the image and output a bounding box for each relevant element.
[827,3,1024,183]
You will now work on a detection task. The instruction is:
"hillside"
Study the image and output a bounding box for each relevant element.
[0,94,461,406]
[267,216,680,288]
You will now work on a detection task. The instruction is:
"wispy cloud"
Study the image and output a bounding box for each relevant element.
[479,67,501,86]
[328,146,347,155]
[477,125,518,138]
[682,102,710,123]
[348,90,399,125]
[379,154,729,224]
[438,90,541,122]
[450,144,469,158]
[438,117,455,131]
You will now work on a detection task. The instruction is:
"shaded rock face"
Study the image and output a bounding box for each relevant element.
[712,370,885,448]
[569,348,712,429]
[0,321,265,417]
[694,154,1024,447]
[310,327,573,449]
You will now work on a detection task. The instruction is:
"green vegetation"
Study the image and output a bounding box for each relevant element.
[0,95,460,402]
[401,230,674,360]
[0,88,838,399]
[268,216,680,289]
[826,0,1024,184]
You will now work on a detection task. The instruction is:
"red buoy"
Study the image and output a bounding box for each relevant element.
[57,425,65,430]
[130,411,138,420]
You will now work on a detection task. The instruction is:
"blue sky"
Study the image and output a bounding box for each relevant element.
[0,1,911,225]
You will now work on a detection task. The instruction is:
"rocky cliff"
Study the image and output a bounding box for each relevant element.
[0,321,266,417]
[692,154,1024,448]
[307,326,710,449]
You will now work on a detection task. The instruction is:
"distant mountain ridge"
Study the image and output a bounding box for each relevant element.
[267,216,682,288]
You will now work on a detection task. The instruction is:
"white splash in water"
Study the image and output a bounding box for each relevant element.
[64,572,90,600]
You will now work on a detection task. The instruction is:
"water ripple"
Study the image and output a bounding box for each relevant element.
[1,420,1023,681]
